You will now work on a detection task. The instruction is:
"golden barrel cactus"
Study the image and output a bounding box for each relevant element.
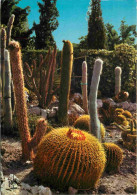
[34,127,106,190]
[74,115,105,140]
[103,143,123,173]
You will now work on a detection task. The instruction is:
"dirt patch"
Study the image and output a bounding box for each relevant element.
[1,127,136,194]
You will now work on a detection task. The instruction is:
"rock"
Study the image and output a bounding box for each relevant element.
[120,101,130,110]
[97,99,103,108]
[38,186,52,195]
[0,171,4,181]
[105,98,116,106]
[68,186,78,194]
[41,109,48,119]
[48,109,57,118]
[28,107,41,115]
[19,190,32,195]
[21,183,31,191]
[31,185,39,195]
[98,185,108,193]
[1,177,10,190]
[68,103,85,115]
[124,186,135,193]
[9,174,20,184]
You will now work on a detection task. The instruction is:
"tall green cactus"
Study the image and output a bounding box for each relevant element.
[82,61,88,114]
[58,40,73,125]
[3,50,12,131]
[115,66,122,96]
[89,59,103,141]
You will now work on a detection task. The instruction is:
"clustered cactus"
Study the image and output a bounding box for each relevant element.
[34,127,106,190]
[24,46,58,108]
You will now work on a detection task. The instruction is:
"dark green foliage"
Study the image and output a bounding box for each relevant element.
[106,23,120,50]
[73,44,136,102]
[87,0,106,49]
[1,0,32,48]
[33,0,59,49]
[119,20,136,46]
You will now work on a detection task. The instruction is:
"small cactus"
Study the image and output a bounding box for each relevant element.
[115,66,122,96]
[122,110,132,118]
[103,143,123,173]
[34,127,106,190]
[58,40,73,125]
[74,115,105,140]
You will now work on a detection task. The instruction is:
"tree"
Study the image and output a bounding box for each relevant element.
[119,19,136,46]
[1,0,32,48]
[106,23,120,50]
[87,0,106,49]
[33,0,59,49]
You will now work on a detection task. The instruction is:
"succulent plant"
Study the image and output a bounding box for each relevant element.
[74,115,105,140]
[58,40,73,125]
[115,66,122,96]
[82,61,88,114]
[122,110,132,118]
[103,143,123,173]
[34,127,106,190]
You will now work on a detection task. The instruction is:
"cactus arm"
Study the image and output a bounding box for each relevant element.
[58,40,73,125]
[6,14,15,48]
[89,59,103,140]
[115,66,122,96]
[3,50,13,130]
[82,61,88,114]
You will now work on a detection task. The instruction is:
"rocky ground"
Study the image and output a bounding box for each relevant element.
[1,125,136,195]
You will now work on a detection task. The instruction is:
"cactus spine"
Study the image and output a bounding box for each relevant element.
[9,41,47,161]
[89,59,103,140]
[115,66,122,96]
[82,61,88,114]
[58,40,73,125]
[3,50,12,130]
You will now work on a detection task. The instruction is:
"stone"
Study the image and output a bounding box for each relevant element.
[124,186,135,193]
[68,186,78,194]
[41,109,48,119]
[21,183,31,191]
[1,177,10,190]
[105,98,116,106]
[38,186,52,195]
[28,107,41,115]
[31,185,39,195]
[19,190,32,195]
[69,103,85,115]
[48,109,57,118]
[0,171,4,181]
[9,174,20,184]
[98,185,108,193]
[120,101,130,110]
[97,99,103,108]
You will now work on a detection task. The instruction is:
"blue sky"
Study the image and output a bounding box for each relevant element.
[18,0,136,50]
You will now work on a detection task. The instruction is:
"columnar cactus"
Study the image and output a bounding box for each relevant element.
[89,59,103,140]
[82,61,88,114]
[6,14,15,48]
[34,127,106,190]
[103,143,123,173]
[115,66,122,96]
[3,50,12,131]
[58,40,73,125]
[9,41,47,161]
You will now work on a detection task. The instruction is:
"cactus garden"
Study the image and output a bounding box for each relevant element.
[1,0,136,195]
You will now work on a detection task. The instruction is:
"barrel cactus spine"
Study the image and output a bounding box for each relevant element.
[89,58,103,140]
[82,61,88,114]
[103,143,123,173]
[58,40,73,125]
[9,41,47,161]
[115,66,122,96]
[34,127,106,190]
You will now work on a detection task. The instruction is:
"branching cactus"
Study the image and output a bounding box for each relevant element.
[89,59,103,141]
[82,61,88,114]
[24,46,58,108]
[9,41,47,161]
[3,50,12,131]
[115,66,122,96]
[58,40,73,125]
